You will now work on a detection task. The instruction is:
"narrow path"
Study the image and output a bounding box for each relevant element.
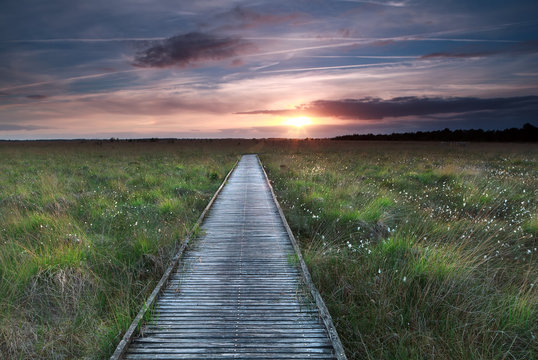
[123,155,339,359]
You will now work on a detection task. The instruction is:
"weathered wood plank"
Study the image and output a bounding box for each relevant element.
[125,354,336,360]
[113,155,346,359]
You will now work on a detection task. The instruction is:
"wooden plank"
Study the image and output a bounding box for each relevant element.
[109,159,239,360]
[127,352,336,357]
[113,155,345,359]
[139,328,328,335]
[257,155,348,360]
[126,347,334,354]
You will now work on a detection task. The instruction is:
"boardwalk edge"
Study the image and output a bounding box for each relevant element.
[109,158,239,360]
[257,154,348,360]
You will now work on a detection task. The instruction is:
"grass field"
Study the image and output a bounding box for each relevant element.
[261,140,537,359]
[0,140,238,359]
[0,139,536,359]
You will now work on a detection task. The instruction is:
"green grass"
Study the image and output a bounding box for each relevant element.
[1,139,536,359]
[0,140,238,359]
[260,140,537,359]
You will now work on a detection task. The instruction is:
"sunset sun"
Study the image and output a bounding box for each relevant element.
[285,116,312,128]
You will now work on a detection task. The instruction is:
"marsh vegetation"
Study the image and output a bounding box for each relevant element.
[261,141,537,359]
[0,139,536,359]
[0,140,237,359]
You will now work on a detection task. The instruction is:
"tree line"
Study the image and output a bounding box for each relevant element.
[332,123,537,142]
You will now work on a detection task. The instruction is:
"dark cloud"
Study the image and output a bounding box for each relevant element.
[26,94,48,99]
[0,124,51,131]
[133,32,254,68]
[238,96,538,120]
[229,113,537,138]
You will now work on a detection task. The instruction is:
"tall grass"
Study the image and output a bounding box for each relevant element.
[261,141,537,359]
[0,140,238,359]
[1,139,536,359]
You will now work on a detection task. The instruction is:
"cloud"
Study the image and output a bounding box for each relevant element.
[133,32,254,68]
[238,95,538,120]
[236,109,294,116]
[339,0,408,6]
[39,92,236,117]
[371,39,395,46]
[26,94,48,99]
[0,124,51,131]
[421,51,495,59]
[421,40,538,59]
[230,58,245,67]
[209,6,307,31]
[0,69,142,92]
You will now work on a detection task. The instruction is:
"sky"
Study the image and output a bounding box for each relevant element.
[1,0,537,139]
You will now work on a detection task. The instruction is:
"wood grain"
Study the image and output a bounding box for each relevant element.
[115,154,345,359]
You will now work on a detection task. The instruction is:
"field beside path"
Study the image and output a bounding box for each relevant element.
[0,140,238,359]
[261,141,537,359]
[0,139,536,359]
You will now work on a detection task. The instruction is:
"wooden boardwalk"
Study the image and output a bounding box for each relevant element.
[115,155,346,359]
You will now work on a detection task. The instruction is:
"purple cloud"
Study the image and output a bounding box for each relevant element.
[26,94,48,99]
[237,96,538,120]
[133,32,254,68]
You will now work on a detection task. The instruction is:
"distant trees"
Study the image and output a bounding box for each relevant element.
[333,123,537,142]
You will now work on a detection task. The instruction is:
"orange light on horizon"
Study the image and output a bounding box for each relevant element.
[285,116,312,128]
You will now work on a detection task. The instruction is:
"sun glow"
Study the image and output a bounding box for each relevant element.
[285,116,312,128]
